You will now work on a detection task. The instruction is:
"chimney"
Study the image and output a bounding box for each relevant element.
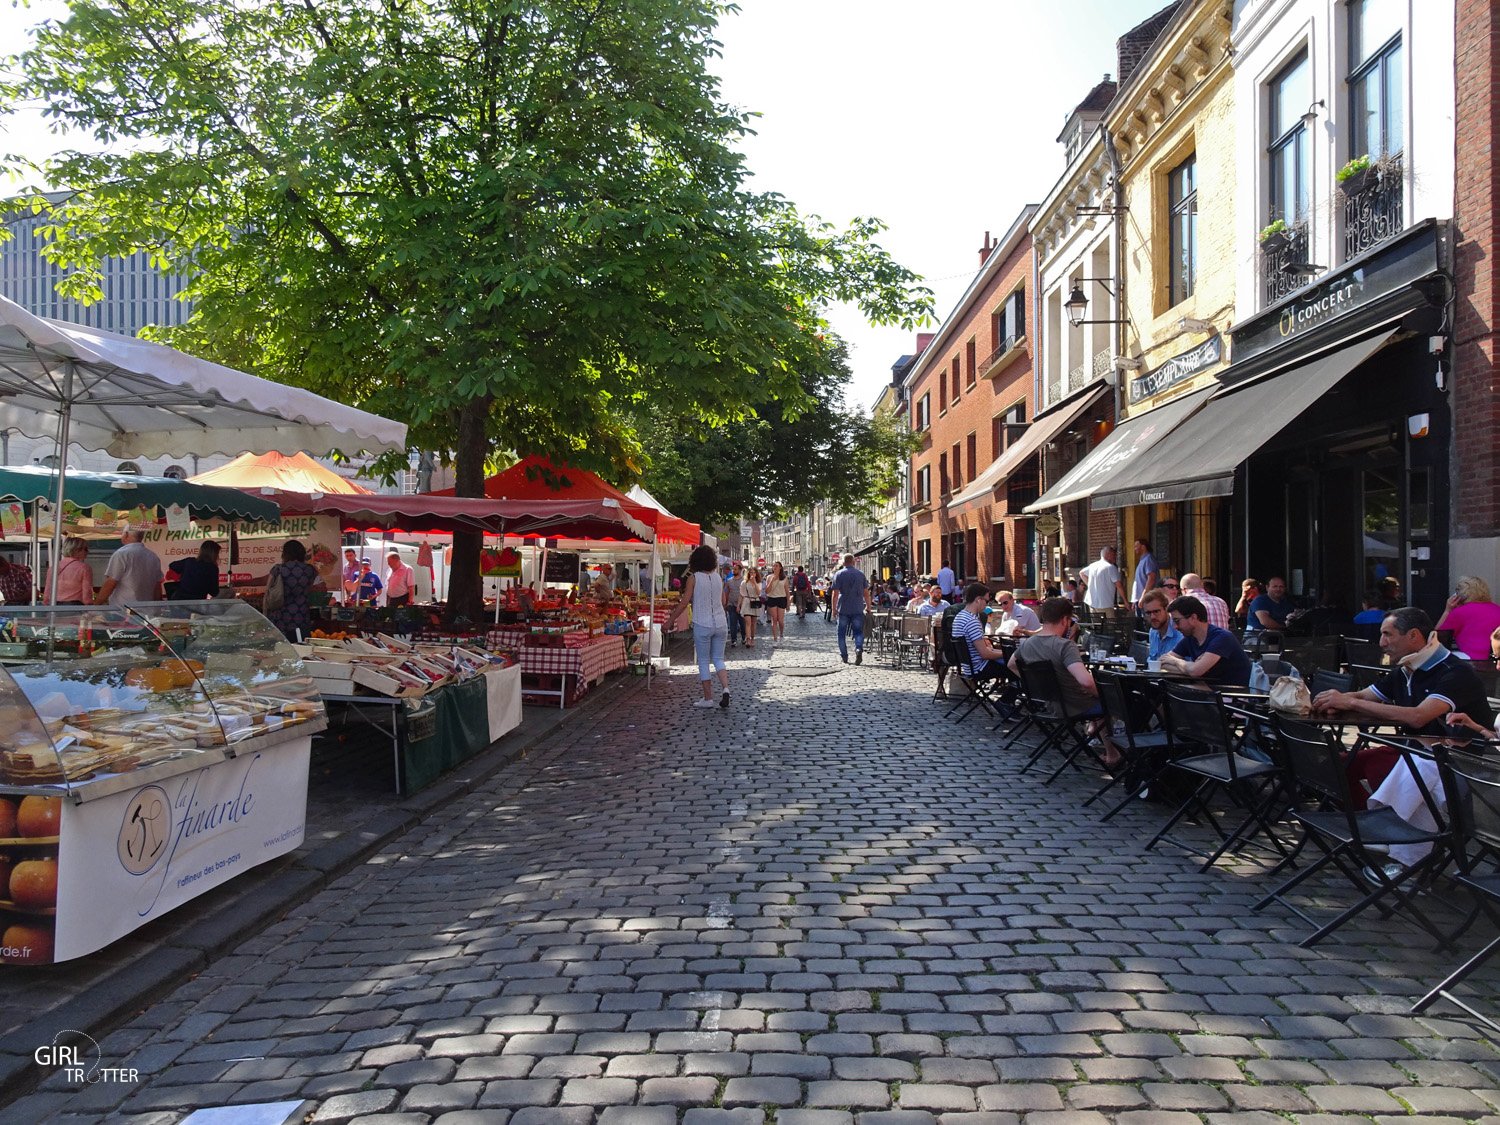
[915,332,936,354]
[979,230,994,266]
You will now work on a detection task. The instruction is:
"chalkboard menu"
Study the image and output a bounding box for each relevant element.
[544,551,581,586]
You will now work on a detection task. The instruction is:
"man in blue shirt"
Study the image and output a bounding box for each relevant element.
[1140,588,1182,661]
[1161,595,1251,686]
[935,559,957,601]
[829,555,871,664]
[1246,575,1293,633]
[1131,538,1159,601]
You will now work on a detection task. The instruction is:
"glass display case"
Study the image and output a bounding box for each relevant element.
[0,601,325,799]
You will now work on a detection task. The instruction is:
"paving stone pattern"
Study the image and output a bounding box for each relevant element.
[15,620,1500,1124]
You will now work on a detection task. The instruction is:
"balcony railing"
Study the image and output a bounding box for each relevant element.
[1046,374,1062,406]
[1260,221,1310,307]
[1092,349,1112,379]
[981,333,1027,380]
[1341,156,1404,260]
[1067,362,1085,393]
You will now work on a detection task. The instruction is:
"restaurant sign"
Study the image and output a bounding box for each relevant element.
[1128,334,1223,404]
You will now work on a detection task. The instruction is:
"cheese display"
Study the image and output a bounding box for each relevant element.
[0,602,325,793]
[297,633,515,699]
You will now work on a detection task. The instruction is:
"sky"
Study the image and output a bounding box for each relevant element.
[1,0,1172,411]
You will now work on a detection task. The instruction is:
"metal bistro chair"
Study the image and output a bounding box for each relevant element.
[1089,670,1174,817]
[1145,683,1288,871]
[1255,721,1450,948]
[1310,669,1354,697]
[1414,741,1500,1029]
[1348,663,1389,692]
[1129,639,1150,667]
[1013,657,1105,784]
[1342,635,1385,669]
[942,634,1002,723]
[1281,637,1341,681]
[893,613,931,671]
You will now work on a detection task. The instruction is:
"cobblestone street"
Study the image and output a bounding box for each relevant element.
[15,618,1500,1125]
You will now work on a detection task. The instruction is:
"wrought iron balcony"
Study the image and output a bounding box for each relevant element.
[1260,221,1311,306]
[1341,156,1404,260]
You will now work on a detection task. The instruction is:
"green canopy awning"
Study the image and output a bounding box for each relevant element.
[0,466,281,522]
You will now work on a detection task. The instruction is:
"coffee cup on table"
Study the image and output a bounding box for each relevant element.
[1148,658,1162,672]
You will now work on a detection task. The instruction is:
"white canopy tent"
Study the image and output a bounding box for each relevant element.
[0,294,407,600]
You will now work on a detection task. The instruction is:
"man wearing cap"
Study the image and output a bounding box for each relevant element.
[351,557,383,606]
[341,547,360,604]
[385,551,415,608]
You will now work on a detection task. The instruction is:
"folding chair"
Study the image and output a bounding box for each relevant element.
[942,634,1002,723]
[1414,742,1500,1028]
[893,613,931,671]
[1145,684,1288,871]
[1088,670,1174,816]
[1254,721,1450,947]
[1013,657,1104,783]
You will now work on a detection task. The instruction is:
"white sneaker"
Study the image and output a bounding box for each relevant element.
[693,698,719,709]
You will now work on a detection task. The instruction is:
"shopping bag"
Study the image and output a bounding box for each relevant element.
[1268,674,1312,716]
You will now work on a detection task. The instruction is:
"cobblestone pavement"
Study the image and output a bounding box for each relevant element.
[15,617,1500,1124]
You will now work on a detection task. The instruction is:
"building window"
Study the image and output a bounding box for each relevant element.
[917,538,932,575]
[991,308,1005,351]
[991,414,1003,458]
[951,442,962,490]
[915,465,931,505]
[939,375,948,414]
[1349,0,1403,161]
[992,523,1007,578]
[939,453,949,496]
[115,461,142,475]
[162,465,187,480]
[1168,154,1197,306]
[1268,50,1310,225]
[1003,400,1026,426]
[915,393,931,431]
[950,357,960,402]
[965,339,976,387]
[1010,287,1026,338]
[966,433,977,480]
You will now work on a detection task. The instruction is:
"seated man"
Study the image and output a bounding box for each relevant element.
[991,589,1040,636]
[906,581,934,612]
[917,586,947,618]
[1246,575,1294,634]
[1160,595,1252,687]
[1009,596,1116,762]
[1313,606,1496,736]
[1180,572,1230,629]
[951,582,1008,683]
[1140,588,1182,661]
[1352,589,1386,628]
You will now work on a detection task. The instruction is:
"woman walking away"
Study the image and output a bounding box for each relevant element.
[669,545,731,709]
[765,562,789,642]
[739,567,762,648]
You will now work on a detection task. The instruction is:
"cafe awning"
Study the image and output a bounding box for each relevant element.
[948,385,1109,512]
[1024,386,1216,512]
[1089,330,1396,510]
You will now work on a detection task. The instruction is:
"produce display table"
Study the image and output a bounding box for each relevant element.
[320,663,522,794]
[493,634,628,708]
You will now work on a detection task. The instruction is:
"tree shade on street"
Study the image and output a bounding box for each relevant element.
[1,0,931,619]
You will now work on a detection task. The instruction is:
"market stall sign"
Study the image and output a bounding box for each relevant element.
[1129,335,1223,404]
[142,514,341,588]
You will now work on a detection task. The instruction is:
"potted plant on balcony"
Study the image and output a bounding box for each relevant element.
[1336,154,1375,195]
[1258,219,1291,252]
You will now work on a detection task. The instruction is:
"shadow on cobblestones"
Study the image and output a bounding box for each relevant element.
[12,619,1500,1123]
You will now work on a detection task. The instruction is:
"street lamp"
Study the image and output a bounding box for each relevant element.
[1063,279,1126,328]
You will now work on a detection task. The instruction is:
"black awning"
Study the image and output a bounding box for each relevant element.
[1091,329,1397,510]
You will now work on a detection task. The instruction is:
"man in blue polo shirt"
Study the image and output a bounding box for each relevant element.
[1313,606,1494,735]
[1246,575,1294,634]
[1160,594,1251,686]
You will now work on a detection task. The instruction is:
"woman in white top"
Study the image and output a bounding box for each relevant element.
[764,562,789,641]
[739,567,762,648]
[668,545,731,709]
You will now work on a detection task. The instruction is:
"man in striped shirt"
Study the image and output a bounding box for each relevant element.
[1181,573,1230,629]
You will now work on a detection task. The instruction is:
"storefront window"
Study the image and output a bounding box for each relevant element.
[1268,51,1310,225]
[1362,465,1402,593]
[1349,0,1403,161]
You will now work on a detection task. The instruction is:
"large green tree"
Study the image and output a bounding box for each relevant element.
[1,0,929,618]
[638,341,914,527]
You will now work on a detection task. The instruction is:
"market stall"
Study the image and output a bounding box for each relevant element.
[0,600,325,964]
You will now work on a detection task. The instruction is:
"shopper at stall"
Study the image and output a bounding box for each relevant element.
[764,561,789,642]
[669,544,731,710]
[350,557,383,606]
[264,539,326,642]
[166,541,222,601]
[0,555,34,605]
[95,528,163,607]
[45,536,92,605]
[1436,576,1500,661]
[385,551,415,608]
[738,567,762,648]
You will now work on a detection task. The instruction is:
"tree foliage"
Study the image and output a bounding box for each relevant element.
[1,0,930,616]
[638,341,915,527]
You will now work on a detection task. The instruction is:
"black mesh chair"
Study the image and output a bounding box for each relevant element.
[942,634,1002,723]
[1342,636,1384,668]
[1088,670,1173,816]
[1013,657,1104,783]
[1413,742,1500,1028]
[1129,640,1150,667]
[1145,683,1288,871]
[1349,663,1388,691]
[1281,637,1341,680]
[1310,669,1354,696]
[1254,722,1450,948]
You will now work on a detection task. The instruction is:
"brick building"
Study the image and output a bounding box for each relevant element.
[906,207,1038,588]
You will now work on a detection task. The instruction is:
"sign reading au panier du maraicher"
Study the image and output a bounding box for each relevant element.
[1129,334,1224,404]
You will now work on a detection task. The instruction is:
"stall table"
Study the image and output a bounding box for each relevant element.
[489,633,629,708]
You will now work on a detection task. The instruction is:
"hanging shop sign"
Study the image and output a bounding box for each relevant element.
[1129,335,1223,404]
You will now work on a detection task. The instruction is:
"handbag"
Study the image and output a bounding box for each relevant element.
[263,567,286,613]
[1268,674,1312,716]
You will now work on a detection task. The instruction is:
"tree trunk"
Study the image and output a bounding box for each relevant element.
[445,395,493,624]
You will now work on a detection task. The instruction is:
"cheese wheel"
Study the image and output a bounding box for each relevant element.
[16,796,61,838]
[2,922,54,964]
[9,858,57,908]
